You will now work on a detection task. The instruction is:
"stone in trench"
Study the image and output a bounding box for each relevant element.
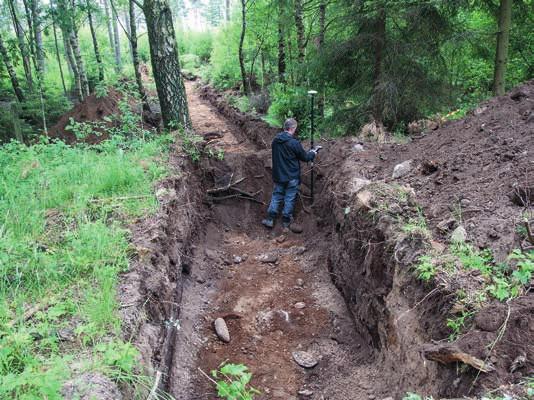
[204,248,219,261]
[298,389,314,397]
[293,246,306,255]
[233,255,243,264]
[353,143,365,152]
[257,253,279,264]
[214,318,230,343]
[292,351,318,368]
[276,235,287,243]
[294,302,306,309]
[392,160,413,179]
[450,225,467,243]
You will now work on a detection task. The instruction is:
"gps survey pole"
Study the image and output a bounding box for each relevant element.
[308,90,317,204]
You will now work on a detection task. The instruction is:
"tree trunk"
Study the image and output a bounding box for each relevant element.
[0,32,25,102]
[103,0,116,60]
[225,0,230,21]
[63,33,74,76]
[371,5,386,122]
[7,0,33,90]
[318,0,326,119]
[129,0,150,112]
[124,10,133,57]
[87,0,105,81]
[277,1,286,83]
[143,0,191,128]
[238,0,248,95]
[112,3,122,72]
[53,21,68,96]
[493,0,512,96]
[70,29,90,97]
[22,0,36,66]
[30,0,45,74]
[294,0,305,63]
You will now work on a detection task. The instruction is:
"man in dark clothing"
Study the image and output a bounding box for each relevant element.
[262,118,321,231]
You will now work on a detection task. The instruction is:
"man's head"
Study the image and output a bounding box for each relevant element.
[283,118,298,135]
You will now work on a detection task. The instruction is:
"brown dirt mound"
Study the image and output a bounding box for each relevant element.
[325,79,534,261]
[48,89,123,144]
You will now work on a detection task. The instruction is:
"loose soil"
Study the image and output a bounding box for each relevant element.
[166,82,382,399]
[121,81,533,400]
[322,80,534,261]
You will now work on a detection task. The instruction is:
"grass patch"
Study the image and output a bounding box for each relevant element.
[0,132,172,397]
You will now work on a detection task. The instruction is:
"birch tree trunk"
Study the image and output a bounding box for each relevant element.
[87,0,105,81]
[53,21,68,96]
[103,0,116,62]
[143,0,191,128]
[69,29,90,97]
[125,10,133,57]
[493,0,512,96]
[30,0,45,74]
[0,32,25,102]
[129,0,150,111]
[238,0,248,95]
[7,0,33,90]
[112,4,122,72]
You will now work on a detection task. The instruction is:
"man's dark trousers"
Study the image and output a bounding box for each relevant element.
[266,178,300,223]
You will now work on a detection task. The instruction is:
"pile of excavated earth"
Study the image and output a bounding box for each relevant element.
[65,79,533,399]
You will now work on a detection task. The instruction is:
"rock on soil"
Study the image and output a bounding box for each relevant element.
[256,253,279,263]
[392,160,413,179]
[450,225,467,243]
[214,317,230,343]
[298,389,314,396]
[292,351,319,368]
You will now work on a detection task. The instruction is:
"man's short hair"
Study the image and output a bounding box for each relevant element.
[283,118,298,131]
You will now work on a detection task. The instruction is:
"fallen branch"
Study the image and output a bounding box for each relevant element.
[207,194,265,205]
[230,188,262,198]
[89,195,152,203]
[206,175,247,194]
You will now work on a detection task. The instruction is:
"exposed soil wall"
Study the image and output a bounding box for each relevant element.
[118,150,203,395]
[316,166,460,397]
[198,81,533,398]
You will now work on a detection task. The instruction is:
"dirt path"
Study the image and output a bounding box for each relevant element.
[166,83,380,400]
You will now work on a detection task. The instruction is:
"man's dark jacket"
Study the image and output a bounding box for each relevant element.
[271,131,315,183]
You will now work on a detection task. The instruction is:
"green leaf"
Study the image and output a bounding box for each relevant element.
[220,363,248,376]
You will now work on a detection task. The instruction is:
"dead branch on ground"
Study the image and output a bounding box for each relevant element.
[206,175,265,205]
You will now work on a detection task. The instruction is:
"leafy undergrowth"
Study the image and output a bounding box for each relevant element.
[0,133,172,398]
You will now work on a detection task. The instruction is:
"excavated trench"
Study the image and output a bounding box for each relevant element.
[121,82,512,400]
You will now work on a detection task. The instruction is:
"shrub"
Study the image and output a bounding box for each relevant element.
[265,83,309,130]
